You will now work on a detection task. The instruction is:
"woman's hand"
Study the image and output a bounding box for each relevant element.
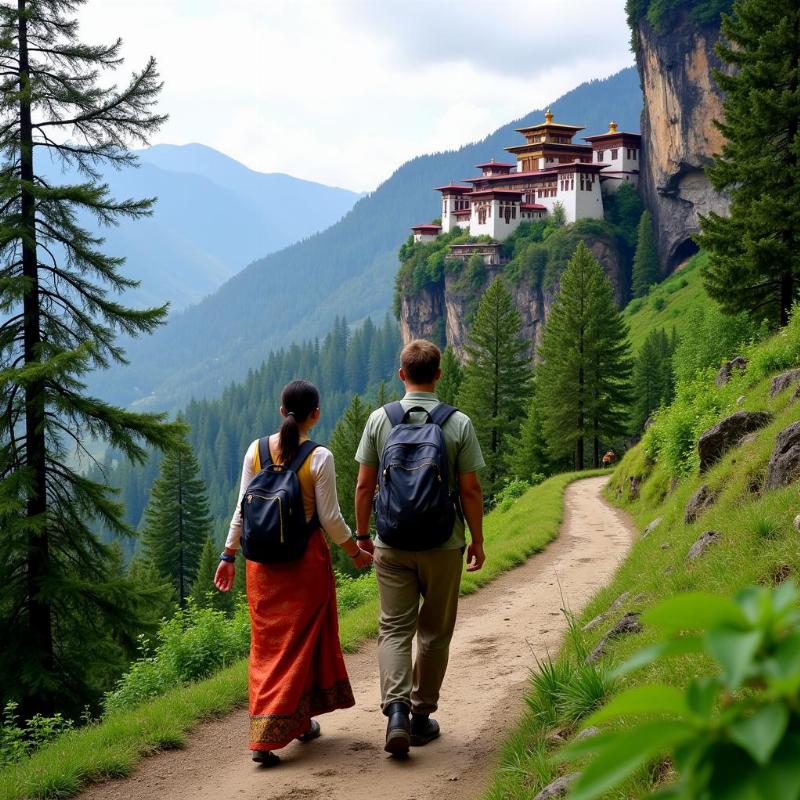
[350,547,373,570]
[214,560,235,591]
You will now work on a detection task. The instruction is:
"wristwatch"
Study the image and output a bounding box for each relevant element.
[219,552,236,563]
[355,533,372,541]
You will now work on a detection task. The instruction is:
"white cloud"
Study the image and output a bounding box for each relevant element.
[78,0,634,191]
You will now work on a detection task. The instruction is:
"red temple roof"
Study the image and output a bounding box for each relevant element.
[411,224,442,232]
[521,203,547,210]
[474,160,515,169]
[468,188,525,199]
[435,184,471,193]
[584,130,641,142]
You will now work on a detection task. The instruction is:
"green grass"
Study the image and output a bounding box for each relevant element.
[483,330,800,799]
[0,469,602,800]
[624,251,708,350]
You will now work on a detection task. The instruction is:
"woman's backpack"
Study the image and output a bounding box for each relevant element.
[374,402,458,550]
[240,439,320,563]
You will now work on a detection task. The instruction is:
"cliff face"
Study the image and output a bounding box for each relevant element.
[400,235,623,359]
[635,14,730,272]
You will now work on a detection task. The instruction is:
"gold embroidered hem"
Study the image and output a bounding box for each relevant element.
[249,680,355,749]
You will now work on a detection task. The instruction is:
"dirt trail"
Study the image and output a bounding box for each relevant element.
[80,476,634,800]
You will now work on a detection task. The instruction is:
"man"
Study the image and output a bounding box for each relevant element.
[355,339,486,756]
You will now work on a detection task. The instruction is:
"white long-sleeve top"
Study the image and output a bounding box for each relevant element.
[225,438,353,550]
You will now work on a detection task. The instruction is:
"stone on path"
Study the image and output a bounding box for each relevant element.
[698,411,772,472]
[643,517,663,538]
[765,421,800,490]
[686,530,721,562]
[534,774,579,800]
[716,356,748,387]
[684,484,718,524]
[587,612,642,664]
[769,368,800,398]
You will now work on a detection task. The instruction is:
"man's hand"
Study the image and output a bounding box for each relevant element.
[351,547,374,570]
[465,541,485,572]
[356,536,375,555]
[214,560,235,591]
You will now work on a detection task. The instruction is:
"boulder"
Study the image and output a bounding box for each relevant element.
[769,368,800,398]
[534,775,579,800]
[698,411,772,472]
[684,484,718,524]
[716,356,748,387]
[643,517,663,538]
[686,530,721,562]
[587,612,642,664]
[576,726,600,741]
[765,422,800,490]
[581,613,606,633]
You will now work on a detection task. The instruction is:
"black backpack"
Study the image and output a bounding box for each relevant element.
[374,402,458,551]
[240,439,320,563]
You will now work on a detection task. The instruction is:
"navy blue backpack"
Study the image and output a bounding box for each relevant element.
[240,439,320,563]
[375,402,458,551]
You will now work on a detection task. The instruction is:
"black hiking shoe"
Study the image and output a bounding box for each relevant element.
[384,701,411,756]
[251,750,280,766]
[410,714,440,747]
[297,719,321,742]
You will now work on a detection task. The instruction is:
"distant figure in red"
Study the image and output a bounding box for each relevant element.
[602,449,617,467]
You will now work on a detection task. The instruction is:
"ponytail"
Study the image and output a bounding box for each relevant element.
[278,380,320,464]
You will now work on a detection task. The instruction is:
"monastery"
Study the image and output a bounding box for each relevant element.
[411,111,641,263]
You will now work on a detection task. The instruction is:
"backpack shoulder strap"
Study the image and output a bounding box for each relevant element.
[256,436,273,471]
[383,401,407,428]
[428,403,458,428]
[288,440,320,473]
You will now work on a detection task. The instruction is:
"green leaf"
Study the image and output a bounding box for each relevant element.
[729,704,790,766]
[771,581,799,616]
[755,733,800,800]
[685,677,721,719]
[567,721,695,800]
[643,593,749,634]
[587,684,688,726]
[556,729,618,762]
[705,626,762,689]
[612,637,704,679]
[766,631,800,693]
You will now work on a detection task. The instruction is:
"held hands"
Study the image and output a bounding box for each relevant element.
[350,546,373,570]
[466,541,485,573]
[214,560,235,592]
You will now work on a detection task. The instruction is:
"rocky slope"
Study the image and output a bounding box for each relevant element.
[400,232,624,360]
[634,11,730,272]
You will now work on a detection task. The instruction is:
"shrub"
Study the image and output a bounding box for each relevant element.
[104,600,250,714]
[561,582,800,799]
[335,571,376,612]
[651,296,666,311]
[0,702,73,768]
[495,479,531,512]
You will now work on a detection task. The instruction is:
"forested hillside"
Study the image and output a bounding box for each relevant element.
[40,146,360,311]
[90,67,643,410]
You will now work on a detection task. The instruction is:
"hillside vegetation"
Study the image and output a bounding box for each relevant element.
[484,310,800,798]
[89,68,643,410]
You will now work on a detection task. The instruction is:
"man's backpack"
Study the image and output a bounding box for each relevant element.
[374,402,458,551]
[240,439,320,563]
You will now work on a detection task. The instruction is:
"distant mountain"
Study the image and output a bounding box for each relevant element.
[92,67,643,409]
[51,146,361,311]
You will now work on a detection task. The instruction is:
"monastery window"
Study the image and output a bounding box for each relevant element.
[611,148,619,160]
[597,150,604,161]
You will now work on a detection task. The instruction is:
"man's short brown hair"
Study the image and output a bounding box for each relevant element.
[400,339,441,384]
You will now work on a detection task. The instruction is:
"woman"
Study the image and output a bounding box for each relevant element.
[215,380,372,766]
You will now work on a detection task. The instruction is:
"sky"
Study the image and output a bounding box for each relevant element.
[80,0,634,193]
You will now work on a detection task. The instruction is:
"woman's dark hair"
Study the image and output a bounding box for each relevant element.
[278,380,320,464]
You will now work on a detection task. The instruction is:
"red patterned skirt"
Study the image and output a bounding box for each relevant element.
[246,530,355,751]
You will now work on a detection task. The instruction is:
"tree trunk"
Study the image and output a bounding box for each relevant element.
[19,0,54,709]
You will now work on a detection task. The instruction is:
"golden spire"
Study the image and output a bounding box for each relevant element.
[544,108,553,124]
[608,120,618,133]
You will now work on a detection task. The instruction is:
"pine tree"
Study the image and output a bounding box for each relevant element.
[538,243,633,469]
[630,328,675,432]
[698,0,800,326]
[191,537,234,614]
[328,394,370,546]
[0,0,181,714]
[437,347,463,405]
[457,277,532,496]
[506,391,550,482]
[141,434,213,607]
[631,210,659,297]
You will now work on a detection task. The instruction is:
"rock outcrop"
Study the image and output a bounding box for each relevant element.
[697,411,772,472]
[399,233,623,360]
[686,530,722,562]
[765,422,800,490]
[684,484,717,524]
[633,13,731,272]
[716,356,748,387]
[769,369,800,398]
[587,612,643,664]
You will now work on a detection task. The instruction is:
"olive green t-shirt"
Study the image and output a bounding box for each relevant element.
[355,392,485,549]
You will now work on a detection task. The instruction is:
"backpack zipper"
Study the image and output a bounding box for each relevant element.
[246,492,285,543]
[384,460,443,481]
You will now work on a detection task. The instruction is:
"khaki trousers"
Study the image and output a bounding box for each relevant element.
[373,546,463,716]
